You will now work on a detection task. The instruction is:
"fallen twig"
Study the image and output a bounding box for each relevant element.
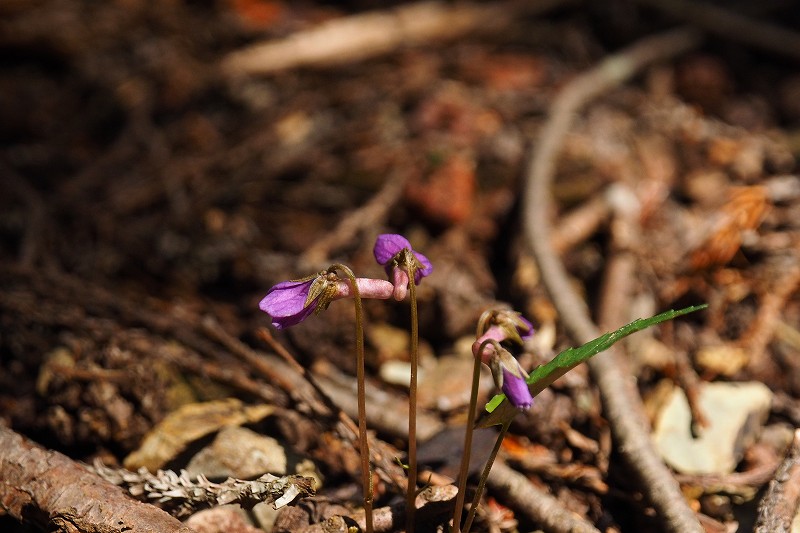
[754,429,800,532]
[633,0,800,61]
[300,170,410,269]
[221,0,567,76]
[743,257,800,375]
[552,194,611,255]
[487,460,600,533]
[675,444,781,496]
[312,358,444,442]
[0,425,196,533]
[522,27,704,533]
[201,316,319,411]
[672,323,709,434]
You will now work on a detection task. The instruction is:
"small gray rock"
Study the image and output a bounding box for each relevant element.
[186,426,287,479]
[653,382,772,475]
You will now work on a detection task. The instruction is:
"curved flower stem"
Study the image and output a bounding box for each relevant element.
[331,263,373,533]
[406,261,419,533]
[462,420,512,533]
[452,339,493,533]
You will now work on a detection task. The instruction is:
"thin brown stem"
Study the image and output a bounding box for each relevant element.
[331,263,373,533]
[406,261,419,533]
[462,421,511,533]
[452,344,486,533]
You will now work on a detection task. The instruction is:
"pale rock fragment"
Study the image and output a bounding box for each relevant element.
[653,381,772,475]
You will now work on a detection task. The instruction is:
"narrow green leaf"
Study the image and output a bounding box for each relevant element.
[477,304,707,427]
[485,394,505,413]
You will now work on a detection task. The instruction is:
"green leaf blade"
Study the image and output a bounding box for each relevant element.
[478,304,707,427]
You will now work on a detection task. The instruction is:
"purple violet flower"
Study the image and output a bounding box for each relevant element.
[472,309,535,410]
[373,234,433,300]
[488,346,533,411]
[259,278,320,329]
[501,366,534,411]
[259,272,393,329]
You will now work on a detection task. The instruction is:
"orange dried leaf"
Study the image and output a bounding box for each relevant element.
[405,153,475,225]
[230,0,284,29]
[499,434,528,457]
[690,185,769,269]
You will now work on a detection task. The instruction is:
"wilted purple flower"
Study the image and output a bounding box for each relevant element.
[473,310,534,363]
[373,234,433,300]
[500,365,534,410]
[471,309,534,410]
[515,316,535,340]
[488,346,533,410]
[259,272,393,329]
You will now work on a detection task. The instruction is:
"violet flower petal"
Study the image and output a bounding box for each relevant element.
[518,316,535,340]
[373,233,433,284]
[412,251,433,283]
[502,368,533,410]
[373,234,412,265]
[259,279,317,329]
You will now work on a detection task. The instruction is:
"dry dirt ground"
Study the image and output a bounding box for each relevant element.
[2,1,800,532]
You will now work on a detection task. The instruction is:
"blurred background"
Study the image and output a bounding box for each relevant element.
[2,1,800,531]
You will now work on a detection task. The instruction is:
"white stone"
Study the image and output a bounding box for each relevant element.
[653,381,772,475]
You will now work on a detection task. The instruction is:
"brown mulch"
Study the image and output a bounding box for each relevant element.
[2,1,800,532]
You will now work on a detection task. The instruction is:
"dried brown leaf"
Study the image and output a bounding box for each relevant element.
[690,185,769,269]
[124,399,275,472]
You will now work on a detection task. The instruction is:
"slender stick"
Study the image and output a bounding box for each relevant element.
[332,263,373,533]
[406,261,419,533]
[487,461,600,533]
[452,341,491,532]
[521,28,703,533]
[462,421,511,533]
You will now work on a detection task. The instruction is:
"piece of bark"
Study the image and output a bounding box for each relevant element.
[0,424,196,533]
[754,429,800,533]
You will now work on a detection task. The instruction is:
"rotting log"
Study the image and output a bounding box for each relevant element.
[0,424,196,533]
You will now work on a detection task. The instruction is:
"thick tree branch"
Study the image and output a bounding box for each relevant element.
[0,425,196,533]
